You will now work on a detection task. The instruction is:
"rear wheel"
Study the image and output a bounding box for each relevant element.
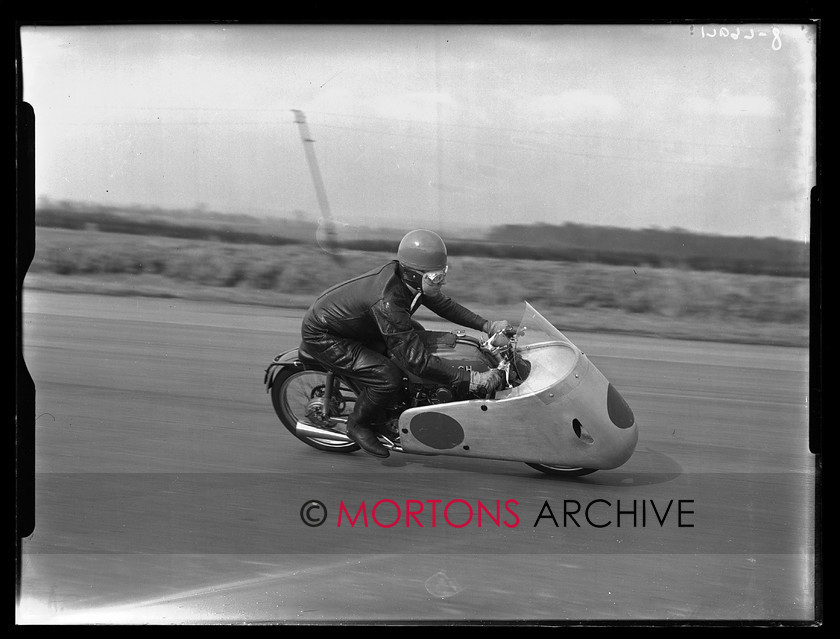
[271,368,360,453]
[526,463,597,477]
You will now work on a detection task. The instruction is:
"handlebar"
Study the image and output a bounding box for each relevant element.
[481,325,525,389]
[487,325,521,347]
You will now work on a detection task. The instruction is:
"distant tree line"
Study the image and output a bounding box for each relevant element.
[32,207,809,278]
[34,207,302,247]
[487,223,809,277]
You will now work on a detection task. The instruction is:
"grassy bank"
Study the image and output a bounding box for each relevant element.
[23,227,810,347]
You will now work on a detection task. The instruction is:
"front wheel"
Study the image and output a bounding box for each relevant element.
[271,368,361,453]
[526,463,597,477]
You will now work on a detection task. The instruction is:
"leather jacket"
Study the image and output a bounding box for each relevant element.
[302,260,488,386]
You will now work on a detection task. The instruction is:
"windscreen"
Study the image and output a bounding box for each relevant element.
[516,302,576,350]
[500,302,580,397]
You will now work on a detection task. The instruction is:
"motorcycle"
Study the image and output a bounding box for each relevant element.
[263,302,638,476]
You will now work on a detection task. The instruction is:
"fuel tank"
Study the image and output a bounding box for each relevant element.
[403,331,494,384]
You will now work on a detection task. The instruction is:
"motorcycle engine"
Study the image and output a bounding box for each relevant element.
[430,386,454,404]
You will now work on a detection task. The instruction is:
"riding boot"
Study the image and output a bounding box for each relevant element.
[346,396,390,458]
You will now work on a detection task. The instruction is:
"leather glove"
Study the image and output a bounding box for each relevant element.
[469,368,506,395]
[483,319,511,336]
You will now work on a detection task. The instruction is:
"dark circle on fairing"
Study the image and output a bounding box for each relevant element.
[409,412,465,449]
[607,383,635,429]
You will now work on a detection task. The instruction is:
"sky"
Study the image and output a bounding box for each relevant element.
[19,23,817,241]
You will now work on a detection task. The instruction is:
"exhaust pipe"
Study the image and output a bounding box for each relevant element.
[295,421,353,443]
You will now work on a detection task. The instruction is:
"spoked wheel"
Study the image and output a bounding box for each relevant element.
[526,463,597,477]
[271,368,360,453]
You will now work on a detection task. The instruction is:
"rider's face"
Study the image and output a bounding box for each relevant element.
[421,267,447,296]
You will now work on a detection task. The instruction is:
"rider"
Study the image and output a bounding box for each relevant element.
[300,229,510,458]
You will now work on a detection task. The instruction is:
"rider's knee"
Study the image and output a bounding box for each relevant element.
[379,363,404,394]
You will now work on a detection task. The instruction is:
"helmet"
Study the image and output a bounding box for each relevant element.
[397,229,448,272]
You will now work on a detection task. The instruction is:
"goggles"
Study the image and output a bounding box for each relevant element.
[423,265,449,284]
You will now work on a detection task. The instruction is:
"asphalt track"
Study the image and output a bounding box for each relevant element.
[17,290,817,624]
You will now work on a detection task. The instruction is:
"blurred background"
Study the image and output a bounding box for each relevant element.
[18,23,815,346]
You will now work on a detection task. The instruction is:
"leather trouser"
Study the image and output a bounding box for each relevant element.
[301,334,403,416]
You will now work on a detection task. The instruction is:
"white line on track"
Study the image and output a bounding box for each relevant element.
[114,555,397,610]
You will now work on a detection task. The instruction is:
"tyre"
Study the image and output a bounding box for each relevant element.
[271,368,360,453]
[525,463,597,477]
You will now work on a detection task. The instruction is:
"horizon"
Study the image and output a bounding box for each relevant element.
[32,196,810,244]
[20,23,817,243]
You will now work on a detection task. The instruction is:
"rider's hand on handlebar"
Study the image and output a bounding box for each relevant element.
[483,319,511,336]
[489,332,510,348]
[470,369,506,395]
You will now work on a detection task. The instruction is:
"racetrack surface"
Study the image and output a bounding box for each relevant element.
[17,290,817,624]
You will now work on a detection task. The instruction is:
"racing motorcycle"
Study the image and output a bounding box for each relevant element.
[263,302,638,476]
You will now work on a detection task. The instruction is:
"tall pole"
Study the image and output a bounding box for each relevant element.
[292,110,333,221]
[291,110,339,256]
